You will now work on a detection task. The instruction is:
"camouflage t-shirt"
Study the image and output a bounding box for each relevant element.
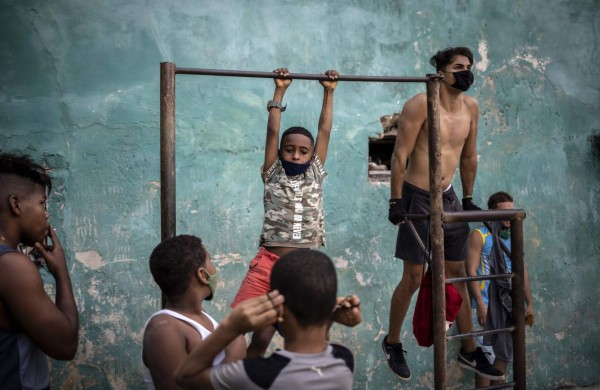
[260,156,327,248]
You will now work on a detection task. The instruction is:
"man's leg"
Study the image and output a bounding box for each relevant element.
[475,373,491,389]
[491,358,508,385]
[472,310,494,388]
[383,261,423,381]
[388,262,424,343]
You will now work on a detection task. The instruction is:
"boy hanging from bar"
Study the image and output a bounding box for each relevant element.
[231,67,339,357]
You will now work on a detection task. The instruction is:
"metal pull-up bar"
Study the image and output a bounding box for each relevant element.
[159,62,527,389]
[160,62,440,244]
[176,67,430,83]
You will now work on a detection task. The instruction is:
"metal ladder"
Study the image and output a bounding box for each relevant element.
[422,79,528,390]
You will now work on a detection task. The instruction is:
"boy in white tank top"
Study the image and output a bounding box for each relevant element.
[142,235,245,389]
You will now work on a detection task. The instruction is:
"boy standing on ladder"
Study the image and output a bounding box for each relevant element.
[382,47,504,381]
[466,191,535,387]
[231,67,339,357]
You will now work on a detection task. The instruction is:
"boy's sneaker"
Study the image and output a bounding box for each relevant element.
[457,347,505,380]
[381,335,411,380]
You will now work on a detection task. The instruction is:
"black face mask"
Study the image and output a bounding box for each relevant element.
[448,69,474,92]
[279,155,311,176]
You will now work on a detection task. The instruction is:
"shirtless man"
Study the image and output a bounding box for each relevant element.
[381,47,504,381]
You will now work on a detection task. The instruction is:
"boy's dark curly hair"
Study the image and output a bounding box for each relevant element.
[149,235,208,298]
[271,250,337,327]
[280,126,315,148]
[0,152,52,193]
[488,191,513,210]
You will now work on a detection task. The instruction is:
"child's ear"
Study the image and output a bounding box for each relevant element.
[196,267,209,285]
[9,194,22,216]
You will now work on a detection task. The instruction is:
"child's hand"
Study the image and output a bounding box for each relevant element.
[34,225,67,277]
[525,305,535,327]
[320,69,339,90]
[332,294,361,327]
[228,290,285,334]
[273,68,292,88]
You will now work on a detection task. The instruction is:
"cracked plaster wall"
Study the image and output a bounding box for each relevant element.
[0,0,599,388]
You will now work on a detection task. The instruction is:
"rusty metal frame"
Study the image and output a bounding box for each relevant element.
[159,62,527,389]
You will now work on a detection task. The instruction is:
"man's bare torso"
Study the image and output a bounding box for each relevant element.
[404,93,475,191]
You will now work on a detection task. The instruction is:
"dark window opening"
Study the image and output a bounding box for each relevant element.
[368,113,399,182]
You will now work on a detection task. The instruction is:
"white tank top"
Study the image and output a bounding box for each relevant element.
[142,309,225,389]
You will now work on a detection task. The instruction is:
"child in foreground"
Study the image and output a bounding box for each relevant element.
[176,250,361,390]
[142,235,246,389]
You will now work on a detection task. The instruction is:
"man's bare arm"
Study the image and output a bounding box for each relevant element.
[523,262,534,321]
[390,94,427,199]
[0,228,78,360]
[459,97,480,198]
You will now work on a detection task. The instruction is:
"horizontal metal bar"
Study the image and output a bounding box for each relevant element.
[175,67,430,82]
[446,273,513,284]
[443,209,526,224]
[447,326,515,340]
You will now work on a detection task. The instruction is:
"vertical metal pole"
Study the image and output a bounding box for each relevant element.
[160,62,176,308]
[511,218,527,389]
[427,75,446,390]
[160,62,176,241]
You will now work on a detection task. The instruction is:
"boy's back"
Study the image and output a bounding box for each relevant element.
[210,343,353,390]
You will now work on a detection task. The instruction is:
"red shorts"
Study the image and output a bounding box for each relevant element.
[231,247,280,308]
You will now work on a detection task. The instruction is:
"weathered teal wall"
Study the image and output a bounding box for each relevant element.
[1,0,599,388]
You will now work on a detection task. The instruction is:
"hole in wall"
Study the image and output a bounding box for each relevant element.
[590,132,600,153]
[368,113,399,182]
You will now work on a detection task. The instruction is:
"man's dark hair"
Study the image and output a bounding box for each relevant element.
[270,250,337,327]
[0,152,52,193]
[149,235,208,298]
[429,47,474,71]
[280,126,315,148]
[488,191,514,210]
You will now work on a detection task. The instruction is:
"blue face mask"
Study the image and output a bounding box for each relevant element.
[279,155,311,176]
